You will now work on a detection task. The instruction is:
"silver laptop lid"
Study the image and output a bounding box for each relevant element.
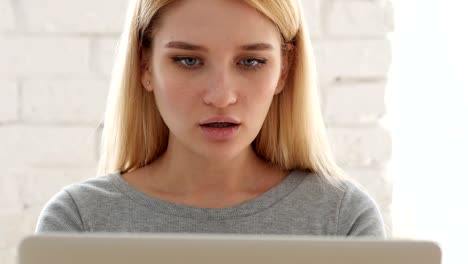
[18,233,442,264]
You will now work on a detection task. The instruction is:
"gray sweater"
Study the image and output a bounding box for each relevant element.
[35,170,386,237]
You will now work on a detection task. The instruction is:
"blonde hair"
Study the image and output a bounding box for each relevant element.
[97,0,347,186]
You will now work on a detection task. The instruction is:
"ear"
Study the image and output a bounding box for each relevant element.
[140,49,153,92]
[275,43,295,95]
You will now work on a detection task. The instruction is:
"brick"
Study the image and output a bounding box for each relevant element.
[0,212,30,249]
[0,167,95,257]
[0,248,16,264]
[324,0,394,36]
[22,79,109,124]
[300,0,321,37]
[313,39,392,83]
[0,206,43,243]
[0,36,90,78]
[0,125,98,168]
[18,0,127,33]
[324,81,387,124]
[14,167,97,208]
[0,81,18,122]
[5,207,42,258]
[0,0,15,32]
[0,207,39,260]
[328,124,392,167]
[90,37,120,76]
[0,173,23,214]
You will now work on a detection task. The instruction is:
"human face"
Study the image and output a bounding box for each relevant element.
[141,0,290,161]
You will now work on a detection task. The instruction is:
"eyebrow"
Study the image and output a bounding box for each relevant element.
[164,41,274,51]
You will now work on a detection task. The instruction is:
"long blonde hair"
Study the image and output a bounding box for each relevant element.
[97,0,347,185]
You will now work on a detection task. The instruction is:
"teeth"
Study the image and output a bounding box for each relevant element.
[205,122,235,128]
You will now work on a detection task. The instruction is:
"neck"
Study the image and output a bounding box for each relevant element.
[145,136,285,195]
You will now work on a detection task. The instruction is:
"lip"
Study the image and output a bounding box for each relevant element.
[199,116,241,125]
[199,123,240,141]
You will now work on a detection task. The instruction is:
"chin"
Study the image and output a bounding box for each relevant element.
[195,142,251,162]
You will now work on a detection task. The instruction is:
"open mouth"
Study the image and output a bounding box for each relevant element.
[200,122,239,128]
[199,122,240,140]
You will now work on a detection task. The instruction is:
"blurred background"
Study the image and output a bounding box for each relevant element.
[0,0,466,263]
[389,1,468,264]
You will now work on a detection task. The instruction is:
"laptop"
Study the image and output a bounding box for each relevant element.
[17,233,442,264]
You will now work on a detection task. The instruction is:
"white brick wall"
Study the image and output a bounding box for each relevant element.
[0,0,393,262]
[18,0,127,33]
[300,0,322,37]
[314,39,392,83]
[22,80,108,124]
[329,125,392,167]
[0,0,15,32]
[325,81,387,124]
[0,81,17,122]
[0,125,98,167]
[324,0,394,36]
[90,37,120,76]
[0,37,91,77]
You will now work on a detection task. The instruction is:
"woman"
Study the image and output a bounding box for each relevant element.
[36,0,386,236]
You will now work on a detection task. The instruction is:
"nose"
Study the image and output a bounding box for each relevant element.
[202,67,238,108]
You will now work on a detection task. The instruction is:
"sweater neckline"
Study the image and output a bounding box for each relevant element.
[108,169,308,220]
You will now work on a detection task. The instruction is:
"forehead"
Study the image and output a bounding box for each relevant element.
[155,0,282,50]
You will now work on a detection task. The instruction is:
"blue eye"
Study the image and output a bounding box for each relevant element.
[171,56,267,71]
[172,57,201,67]
[239,58,267,70]
[241,58,259,67]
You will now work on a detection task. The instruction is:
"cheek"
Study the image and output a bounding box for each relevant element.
[241,60,282,95]
[241,70,280,103]
[158,76,192,102]
[153,69,200,123]
[240,70,281,125]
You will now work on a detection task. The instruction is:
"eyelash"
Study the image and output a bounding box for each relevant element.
[171,56,268,71]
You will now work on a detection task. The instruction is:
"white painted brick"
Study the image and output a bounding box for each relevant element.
[0,168,92,254]
[0,208,39,264]
[0,37,90,78]
[300,0,321,37]
[324,0,394,36]
[22,79,109,124]
[0,81,18,122]
[314,39,392,83]
[0,125,98,168]
[324,81,387,124]
[18,0,127,33]
[13,167,97,208]
[0,207,39,258]
[91,38,119,76]
[328,125,392,167]
[0,248,16,264]
[0,0,15,32]
[0,212,30,249]
[0,173,22,214]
